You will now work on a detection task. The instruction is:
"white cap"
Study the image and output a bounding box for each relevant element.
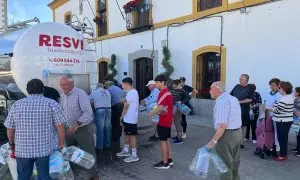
[146,80,156,87]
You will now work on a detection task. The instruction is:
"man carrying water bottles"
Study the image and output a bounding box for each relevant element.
[59,74,99,180]
[207,81,242,180]
[5,79,66,180]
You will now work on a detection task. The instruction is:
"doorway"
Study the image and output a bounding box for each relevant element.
[98,61,108,83]
[196,52,221,99]
[135,58,153,100]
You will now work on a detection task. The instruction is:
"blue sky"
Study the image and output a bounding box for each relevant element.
[8,0,53,24]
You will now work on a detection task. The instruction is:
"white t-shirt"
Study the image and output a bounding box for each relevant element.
[124,89,139,124]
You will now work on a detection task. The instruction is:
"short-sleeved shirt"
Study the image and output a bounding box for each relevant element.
[108,85,124,106]
[4,95,67,158]
[265,91,281,108]
[89,88,111,108]
[157,88,173,128]
[251,91,262,115]
[144,88,160,106]
[182,85,193,94]
[214,93,242,129]
[123,89,139,124]
[230,84,254,109]
[294,98,300,118]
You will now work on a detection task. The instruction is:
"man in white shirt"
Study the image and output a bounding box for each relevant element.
[265,78,281,153]
[207,81,242,180]
[116,77,140,163]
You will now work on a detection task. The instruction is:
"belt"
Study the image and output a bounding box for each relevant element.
[226,128,240,131]
[96,107,111,110]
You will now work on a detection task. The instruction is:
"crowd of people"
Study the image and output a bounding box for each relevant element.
[3,72,300,180]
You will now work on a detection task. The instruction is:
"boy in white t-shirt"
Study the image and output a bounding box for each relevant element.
[116,77,140,163]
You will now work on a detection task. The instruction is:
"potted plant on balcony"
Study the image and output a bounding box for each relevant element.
[123,0,139,13]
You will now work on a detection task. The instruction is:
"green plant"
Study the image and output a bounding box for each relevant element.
[107,54,118,80]
[161,46,174,84]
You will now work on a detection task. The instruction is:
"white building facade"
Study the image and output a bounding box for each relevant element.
[0,0,8,28]
[49,0,300,116]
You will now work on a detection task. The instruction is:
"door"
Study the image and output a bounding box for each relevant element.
[135,58,153,100]
[98,61,108,83]
[196,52,221,99]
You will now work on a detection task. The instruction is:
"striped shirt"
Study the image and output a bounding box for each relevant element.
[61,88,93,127]
[273,94,294,122]
[213,92,242,130]
[171,89,190,105]
[4,95,67,158]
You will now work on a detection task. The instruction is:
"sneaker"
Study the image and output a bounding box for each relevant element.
[252,140,257,144]
[240,144,245,151]
[296,152,300,157]
[292,148,298,153]
[173,138,183,144]
[171,136,178,140]
[182,133,187,139]
[244,138,249,142]
[168,159,174,166]
[124,155,139,163]
[116,151,131,157]
[153,161,170,169]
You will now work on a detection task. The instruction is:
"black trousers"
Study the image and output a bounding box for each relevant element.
[246,114,259,140]
[181,114,187,133]
[111,103,124,142]
[276,121,293,157]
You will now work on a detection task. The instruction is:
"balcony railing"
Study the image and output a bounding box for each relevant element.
[125,3,152,34]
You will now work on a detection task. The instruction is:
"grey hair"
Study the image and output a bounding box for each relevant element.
[60,74,74,83]
[97,83,104,89]
[105,81,114,87]
[212,81,226,92]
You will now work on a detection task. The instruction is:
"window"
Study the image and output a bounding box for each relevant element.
[198,0,222,11]
[124,0,152,33]
[64,11,72,25]
[96,0,107,37]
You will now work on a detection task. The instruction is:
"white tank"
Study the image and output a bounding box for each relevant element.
[0,22,93,95]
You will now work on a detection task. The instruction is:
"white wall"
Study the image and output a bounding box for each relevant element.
[95,0,300,99]
[152,0,193,23]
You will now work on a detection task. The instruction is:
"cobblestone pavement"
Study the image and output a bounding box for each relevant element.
[74,116,300,180]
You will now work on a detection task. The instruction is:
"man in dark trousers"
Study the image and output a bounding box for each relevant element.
[105,81,124,154]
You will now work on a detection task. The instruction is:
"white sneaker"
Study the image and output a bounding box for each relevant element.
[252,140,257,144]
[116,151,131,157]
[124,155,139,163]
[244,138,249,142]
[182,133,187,139]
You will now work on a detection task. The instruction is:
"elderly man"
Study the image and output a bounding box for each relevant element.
[90,83,112,150]
[106,81,124,144]
[207,81,242,180]
[141,80,160,141]
[5,79,66,180]
[230,74,253,150]
[59,75,98,180]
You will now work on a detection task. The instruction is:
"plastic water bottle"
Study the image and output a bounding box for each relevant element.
[62,146,95,169]
[7,151,17,180]
[194,148,209,178]
[210,152,228,174]
[0,143,9,165]
[31,163,38,180]
[49,150,64,179]
[178,103,191,116]
[60,160,74,180]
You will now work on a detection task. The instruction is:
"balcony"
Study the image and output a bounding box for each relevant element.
[124,2,152,34]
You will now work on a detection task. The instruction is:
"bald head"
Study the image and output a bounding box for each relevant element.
[209,81,226,100]
[59,74,74,94]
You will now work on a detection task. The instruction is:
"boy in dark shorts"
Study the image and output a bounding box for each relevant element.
[149,74,174,169]
[116,77,140,163]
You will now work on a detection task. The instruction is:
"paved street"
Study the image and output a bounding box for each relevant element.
[74,115,300,180]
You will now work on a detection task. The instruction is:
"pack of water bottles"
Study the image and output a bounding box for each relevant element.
[174,103,191,116]
[139,103,159,123]
[189,147,228,178]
